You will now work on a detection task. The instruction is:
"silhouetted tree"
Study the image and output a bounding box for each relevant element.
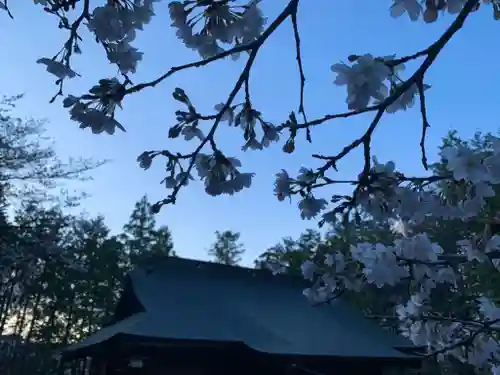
[122,195,175,268]
[208,230,244,266]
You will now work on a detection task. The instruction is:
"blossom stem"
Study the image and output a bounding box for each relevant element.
[312,0,479,178]
[153,0,301,209]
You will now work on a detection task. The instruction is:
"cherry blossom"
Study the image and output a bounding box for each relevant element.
[331,55,391,111]
[36,58,77,79]
[4,0,500,373]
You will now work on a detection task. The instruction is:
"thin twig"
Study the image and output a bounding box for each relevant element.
[290,2,309,142]
[2,0,13,19]
[417,79,431,170]
[154,0,301,210]
[312,0,478,176]
[125,41,259,95]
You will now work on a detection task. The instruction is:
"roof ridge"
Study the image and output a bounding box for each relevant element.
[135,256,307,287]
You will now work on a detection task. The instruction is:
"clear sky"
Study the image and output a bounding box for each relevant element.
[0,1,497,266]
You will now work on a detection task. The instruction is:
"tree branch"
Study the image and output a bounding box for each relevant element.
[153,0,301,210]
[290,1,309,141]
[311,0,478,180]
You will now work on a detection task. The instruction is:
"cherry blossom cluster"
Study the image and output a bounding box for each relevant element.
[331,54,428,112]
[168,0,266,59]
[294,142,500,373]
[391,0,500,22]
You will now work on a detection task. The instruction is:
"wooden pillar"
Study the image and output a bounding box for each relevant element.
[98,360,108,375]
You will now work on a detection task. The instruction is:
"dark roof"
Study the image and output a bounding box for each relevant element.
[63,257,419,361]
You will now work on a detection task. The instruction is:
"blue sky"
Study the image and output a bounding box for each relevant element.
[0,1,497,266]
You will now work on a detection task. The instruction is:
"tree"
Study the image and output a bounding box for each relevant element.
[208,230,245,266]
[255,229,321,276]
[122,196,176,268]
[122,195,157,263]
[0,94,104,206]
[254,131,500,375]
[0,203,131,375]
[149,226,176,260]
[0,93,105,373]
[0,92,104,337]
[5,1,500,374]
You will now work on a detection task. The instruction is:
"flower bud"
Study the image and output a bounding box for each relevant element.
[283,140,295,154]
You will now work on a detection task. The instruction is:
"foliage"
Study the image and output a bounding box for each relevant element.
[0,94,104,206]
[255,131,500,375]
[0,196,178,374]
[121,195,176,268]
[255,229,321,276]
[208,230,245,265]
[0,104,175,373]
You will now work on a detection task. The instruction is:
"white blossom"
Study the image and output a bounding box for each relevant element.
[215,103,234,125]
[351,243,409,287]
[106,42,143,74]
[88,5,129,42]
[447,0,468,13]
[274,170,292,201]
[390,0,423,21]
[194,154,253,196]
[298,196,328,219]
[181,126,204,141]
[168,0,266,59]
[70,105,124,135]
[457,239,488,263]
[467,335,499,368]
[301,260,317,280]
[37,58,76,79]
[385,83,419,113]
[62,95,79,108]
[296,167,316,184]
[331,54,391,110]
[394,233,443,263]
[442,145,491,184]
[396,293,427,319]
[479,297,500,322]
[324,252,346,273]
